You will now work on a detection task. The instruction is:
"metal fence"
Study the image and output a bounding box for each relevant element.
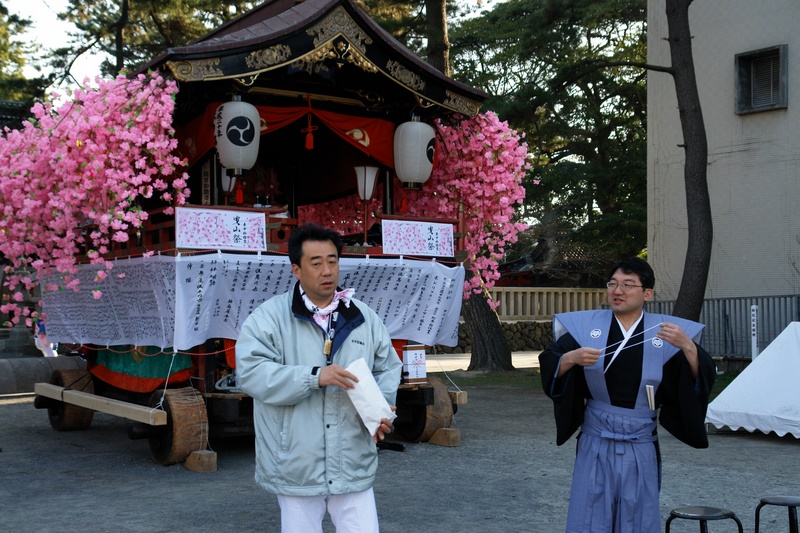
[490,288,800,357]
[645,295,800,357]
[488,287,608,320]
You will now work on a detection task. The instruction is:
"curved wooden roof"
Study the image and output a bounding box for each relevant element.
[141,0,488,121]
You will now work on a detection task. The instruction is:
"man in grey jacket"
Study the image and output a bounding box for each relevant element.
[236,223,402,533]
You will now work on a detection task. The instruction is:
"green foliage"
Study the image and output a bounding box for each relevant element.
[0,3,27,76]
[364,0,467,61]
[365,0,425,51]
[450,0,648,276]
[51,0,261,81]
[0,2,49,104]
[450,0,547,98]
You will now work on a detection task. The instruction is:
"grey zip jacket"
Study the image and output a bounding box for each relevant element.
[236,283,402,496]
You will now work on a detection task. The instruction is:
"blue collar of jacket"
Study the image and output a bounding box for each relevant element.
[291,282,365,357]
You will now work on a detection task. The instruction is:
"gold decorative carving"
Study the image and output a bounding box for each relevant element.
[290,58,332,75]
[294,38,378,74]
[245,44,292,70]
[445,90,482,116]
[413,96,437,109]
[343,45,378,73]
[167,59,224,81]
[305,41,337,64]
[386,60,425,91]
[350,89,384,106]
[307,6,372,52]
[234,74,260,87]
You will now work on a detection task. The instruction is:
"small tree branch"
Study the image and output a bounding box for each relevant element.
[603,60,674,75]
[553,58,674,92]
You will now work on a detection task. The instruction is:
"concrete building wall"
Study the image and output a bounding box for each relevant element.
[647,0,800,299]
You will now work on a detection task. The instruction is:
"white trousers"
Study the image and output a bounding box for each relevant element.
[277,487,379,533]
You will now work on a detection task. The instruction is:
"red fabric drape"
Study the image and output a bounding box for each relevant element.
[224,338,236,369]
[175,102,396,170]
[89,365,195,394]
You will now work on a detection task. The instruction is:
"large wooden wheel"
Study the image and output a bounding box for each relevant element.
[147,387,208,466]
[47,369,94,431]
[394,375,454,443]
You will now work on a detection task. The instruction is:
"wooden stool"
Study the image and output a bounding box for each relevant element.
[665,506,744,533]
[755,496,800,533]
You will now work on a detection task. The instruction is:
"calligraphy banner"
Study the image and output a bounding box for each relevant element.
[41,254,465,350]
[381,220,454,257]
[41,255,177,348]
[175,206,267,251]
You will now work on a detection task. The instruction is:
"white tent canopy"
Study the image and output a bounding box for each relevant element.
[706,322,800,438]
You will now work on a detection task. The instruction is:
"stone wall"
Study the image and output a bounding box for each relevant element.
[432,320,553,354]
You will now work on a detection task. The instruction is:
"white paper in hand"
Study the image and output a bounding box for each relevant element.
[344,358,397,435]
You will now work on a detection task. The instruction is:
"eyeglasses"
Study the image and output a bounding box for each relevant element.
[606,281,645,292]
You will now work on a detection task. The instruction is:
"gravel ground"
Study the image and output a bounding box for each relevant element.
[1,368,799,533]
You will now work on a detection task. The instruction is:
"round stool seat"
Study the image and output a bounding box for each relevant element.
[671,506,737,520]
[666,506,744,533]
[755,496,800,533]
[760,495,800,506]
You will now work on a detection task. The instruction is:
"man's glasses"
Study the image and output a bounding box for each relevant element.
[606,281,644,292]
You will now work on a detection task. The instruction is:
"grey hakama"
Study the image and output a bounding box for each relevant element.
[547,310,705,533]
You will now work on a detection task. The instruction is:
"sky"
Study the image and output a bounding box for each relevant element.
[6,0,103,85]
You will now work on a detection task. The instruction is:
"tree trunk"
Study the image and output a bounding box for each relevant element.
[665,0,712,322]
[425,0,451,76]
[462,278,514,371]
[115,0,130,73]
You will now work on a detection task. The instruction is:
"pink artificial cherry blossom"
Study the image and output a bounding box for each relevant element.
[0,71,189,324]
[0,77,530,326]
[297,112,531,308]
[403,112,530,308]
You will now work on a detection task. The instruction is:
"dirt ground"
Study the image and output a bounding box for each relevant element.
[1,368,799,533]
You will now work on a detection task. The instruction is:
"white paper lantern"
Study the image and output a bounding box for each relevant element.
[219,167,234,192]
[214,100,260,174]
[393,118,435,189]
[355,166,379,201]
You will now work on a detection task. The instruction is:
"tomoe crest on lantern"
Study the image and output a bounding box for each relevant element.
[214,99,261,174]
[393,117,435,189]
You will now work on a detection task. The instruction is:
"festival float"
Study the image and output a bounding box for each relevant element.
[1,0,527,468]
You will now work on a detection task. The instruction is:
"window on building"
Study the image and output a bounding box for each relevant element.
[735,45,787,114]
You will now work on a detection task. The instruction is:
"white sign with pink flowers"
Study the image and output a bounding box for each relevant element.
[381,219,454,257]
[175,206,267,251]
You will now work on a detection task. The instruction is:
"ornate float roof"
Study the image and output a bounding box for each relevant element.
[142,0,488,124]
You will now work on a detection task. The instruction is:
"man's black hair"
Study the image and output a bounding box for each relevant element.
[607,257,655,289]
[288,223,344,266]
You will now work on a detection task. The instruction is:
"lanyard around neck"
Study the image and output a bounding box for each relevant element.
[322,311,339,365]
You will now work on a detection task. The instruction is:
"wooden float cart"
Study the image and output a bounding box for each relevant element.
[33,210,471,469]
[31,0,489,468]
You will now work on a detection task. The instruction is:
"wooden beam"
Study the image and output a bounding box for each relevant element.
[428,428,461,447]
[448,390,468,405]
[184,450,218,473]
[35,383,167,426]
